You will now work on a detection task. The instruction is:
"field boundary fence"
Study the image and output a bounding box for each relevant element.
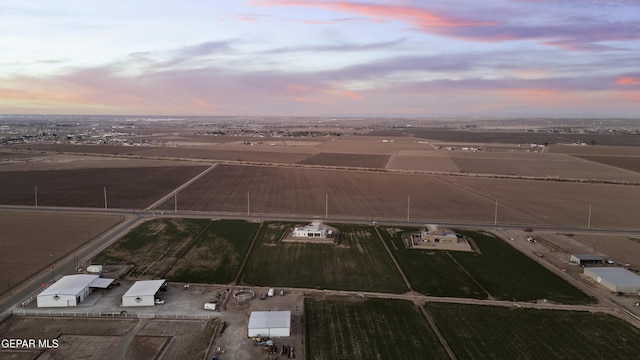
[11,309,217,320]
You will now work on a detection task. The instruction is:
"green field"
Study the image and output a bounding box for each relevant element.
[240,222,408,293]
[93,218,259,283]
[377,227,592,304]
[167,219,260,283]
[377,227,488,299]
[452,231,594,304]
[306,298,449,360]
[426,302,640,359]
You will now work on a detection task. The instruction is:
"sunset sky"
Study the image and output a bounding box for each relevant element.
[1,0,639,117]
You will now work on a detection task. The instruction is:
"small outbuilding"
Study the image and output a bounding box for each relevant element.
[584,267,640,294]
[37,274,113,308]
[122,279,167,307]
[248,311,291,337]
[570,254,604,265]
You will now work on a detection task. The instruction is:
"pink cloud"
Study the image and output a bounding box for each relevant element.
[616,77,640,85]
[257,0,494,28]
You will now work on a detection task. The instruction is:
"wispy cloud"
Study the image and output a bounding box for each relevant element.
[256,0,640,50]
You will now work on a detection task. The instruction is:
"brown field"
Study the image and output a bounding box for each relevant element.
[0,212,123,295]
[11,143,311,164]
[549,144,640,156]
[0,153,203,171]
[0,316,217,360]
[378,128,640,146]
[297,152,390,168]
[388,152,460,172]
[572,155,640,173]
[389,151,640,182]
[156,164,640,229]
[315,136,430,154]
[449,152,640,182]
[0,166,207,208]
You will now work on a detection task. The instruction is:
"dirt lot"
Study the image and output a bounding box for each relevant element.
[0,212,123,295]
[0,316,216,360]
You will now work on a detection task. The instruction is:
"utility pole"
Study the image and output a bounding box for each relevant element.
[587,204,592,229]
[325,193,328,219]
[174,192,178,213]
[247,191,250,216]
[35,185,38,208]
[104,187,107,209]
[494,199,498,227]
[407,196,410,222]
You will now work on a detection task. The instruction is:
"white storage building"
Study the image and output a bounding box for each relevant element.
[37,274,113,308]
[122,279,167,307]
[584,267,640,294]
[248,311,291,337]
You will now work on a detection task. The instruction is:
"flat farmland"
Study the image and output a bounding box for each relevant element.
[93,218,209,279]
[12,143,311,164]
[391,150,640,182]
[157,164,640,229]
[572,155,640,173]
[93,218,260,283]
[386,150,461,172]
[0,166,207,208]
[167,219,260,284]
[425,302,640,359]
[297,152,390,168]
[452,231,593,304]
[549,144,640,156]
[0,316,217,360]
[240,222,408,293]
[0,212,123,295]
[306,298,449,360]
[377,227,488,299]
[449,152,640,182]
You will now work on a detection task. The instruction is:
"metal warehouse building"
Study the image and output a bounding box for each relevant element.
[584,267,640,294]
[122,279,167,307]
[37,274,114,308]
[248,311,291,337]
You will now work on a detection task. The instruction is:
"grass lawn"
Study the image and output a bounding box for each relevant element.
[306,298,449,360]
[426,302,640,360]
[452,230,594,304]
[377,227,488,299]
[241,222,408,293]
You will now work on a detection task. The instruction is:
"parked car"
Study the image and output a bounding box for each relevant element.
[154,298,165,305]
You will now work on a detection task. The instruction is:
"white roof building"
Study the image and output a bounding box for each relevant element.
[248,311,291,337]
[37,274,113,308]
[584,267,640,294]
[122,279,167,307]
[293,221,327,238]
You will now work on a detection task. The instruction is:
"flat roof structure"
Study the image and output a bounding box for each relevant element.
[123,279,166,298]
[90,278,115,289]
[584,267,640,294]
[248,311,291,337]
